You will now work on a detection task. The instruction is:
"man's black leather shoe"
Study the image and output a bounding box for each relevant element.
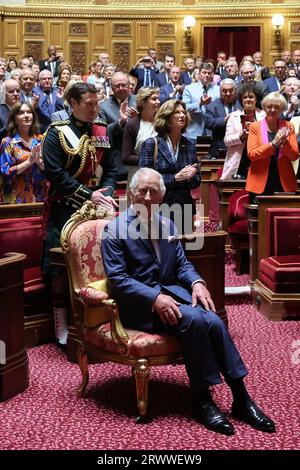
[194,401,235,435]
[231,400,276,433]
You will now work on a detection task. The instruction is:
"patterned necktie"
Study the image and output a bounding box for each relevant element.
[145,69,150,87]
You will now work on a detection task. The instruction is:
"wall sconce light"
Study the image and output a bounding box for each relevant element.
[183,15,196,42]
[271,14,285,46]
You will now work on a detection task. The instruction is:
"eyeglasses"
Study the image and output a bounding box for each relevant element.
[6,90,20,94]
[112,83,129,89]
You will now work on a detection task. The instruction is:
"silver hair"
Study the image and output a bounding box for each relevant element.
[220,78,237,89]
[129,168,166,195]
[262,92,288,111]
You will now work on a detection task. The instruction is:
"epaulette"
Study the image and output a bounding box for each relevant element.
[43,119,71,139]
[52,119,71,127]
[92,118,107,127]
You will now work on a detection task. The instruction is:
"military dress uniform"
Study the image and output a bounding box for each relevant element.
[42,114,118,344]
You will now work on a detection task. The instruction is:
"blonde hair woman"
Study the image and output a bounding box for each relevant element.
[122,87,160,182]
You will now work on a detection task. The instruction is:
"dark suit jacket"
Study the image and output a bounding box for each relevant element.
[101,209,201,331]
[38,58,60,77]
[205,98,242,157]
[159,83,183,104]
[122,116,141,165]
[0,104,10,140]
[36,87,62,131]
[139,134,200,206]
[156,72,169,88]
[181,71,193,85]
[99,95,136,179]
[263,77,281,93]
[129,67,158,91]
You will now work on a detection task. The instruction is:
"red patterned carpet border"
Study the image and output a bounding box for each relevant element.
[0,297,299,450]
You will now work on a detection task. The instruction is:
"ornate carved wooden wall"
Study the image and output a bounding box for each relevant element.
[0,5,300,71]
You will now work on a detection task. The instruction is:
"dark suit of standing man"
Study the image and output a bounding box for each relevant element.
[101,167,276,436]
[205,78,242,159]
[130,56,158,92]
[99,71,137,181]
[39,45,62,78]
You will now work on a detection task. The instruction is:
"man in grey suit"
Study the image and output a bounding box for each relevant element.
[205,79,241,159]
[237,63,269,108]
[99,71,137,180]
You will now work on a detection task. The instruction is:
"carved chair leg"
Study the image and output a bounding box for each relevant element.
[76,342,89,398]
[132,358,150,419]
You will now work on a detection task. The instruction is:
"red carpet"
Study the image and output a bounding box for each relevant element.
[0,294,299,450]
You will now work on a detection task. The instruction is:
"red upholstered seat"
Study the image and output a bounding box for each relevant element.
[24,266,44,288]
[0,216,48,316]
[227,190,249,274]
[259,208,300,292]
[266,208,300,257]
[0,216,43,270]
[216,167,223,179]
[84,324,181,358]
[259,255,300,293]
[228,190,249,225]
[228,218,248,235]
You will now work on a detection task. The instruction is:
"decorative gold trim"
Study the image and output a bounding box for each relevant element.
[2,7,300,21]
[57,130,96,179]
[60,200,114,253]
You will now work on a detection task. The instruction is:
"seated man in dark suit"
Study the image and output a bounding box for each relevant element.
[205,78,241,159]
[101,167,276,436]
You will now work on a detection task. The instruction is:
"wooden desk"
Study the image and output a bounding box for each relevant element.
[55,230,228,363]
[182,231,227,325]
[215,179,246,234]
[0,253,29,401]
[0,202,44,219]
[246,194,300,286]
[200,159,224,219]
